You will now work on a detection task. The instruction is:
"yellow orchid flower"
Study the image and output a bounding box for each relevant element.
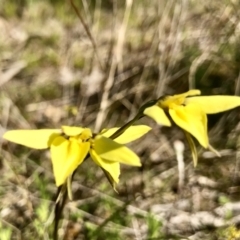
[3,125,151,187]
[143,90,240,166]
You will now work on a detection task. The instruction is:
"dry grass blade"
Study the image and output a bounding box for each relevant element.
[69,0,103,70]
[0,61,27,87]
[94,0,133,132]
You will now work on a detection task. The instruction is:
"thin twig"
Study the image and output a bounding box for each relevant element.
[69,0,103,70]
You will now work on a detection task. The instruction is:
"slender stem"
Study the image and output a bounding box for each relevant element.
[109,99,158,140]
[69,0,103,70]
[53,171,76,240]
[109,115,140,140]
[53,185,66,240]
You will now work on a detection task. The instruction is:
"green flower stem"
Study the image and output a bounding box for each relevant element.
[53,184,68,240]
[102,100,157,190]
[109,99,157,140]
[109,115,140,140]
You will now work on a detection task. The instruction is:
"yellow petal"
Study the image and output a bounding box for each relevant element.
[208,144,221,157]
[94,136,141,166]
[67,176,73,200]
[185,132,198,167]
[101,125,152,144]
[62,126,84,136]
[101,168,118,192]
[185,96,240,114]
[144,106,171,126]
[173,89,201,98]
[158,90,201,109]
[169,104,208,148]
[90,149,120,184]
[3,129,61,149]
[50,136,90,186]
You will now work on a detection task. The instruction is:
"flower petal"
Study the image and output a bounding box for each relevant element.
[169,104,208,148]
[185,96,240,114]
[144,106,171,126]
[173,89,201,98]
[208,144,221,157]
[101,168,118,192]
[62,126,84,136]
[90,149,120,184]
[3,129,61,149]
[185,132,198,167]
[101,125,152,144]
[94,136,141,166]
[158,90,201,108]
[50,136,90,186]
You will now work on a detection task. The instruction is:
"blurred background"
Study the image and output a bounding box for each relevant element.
[1,0,240,239]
